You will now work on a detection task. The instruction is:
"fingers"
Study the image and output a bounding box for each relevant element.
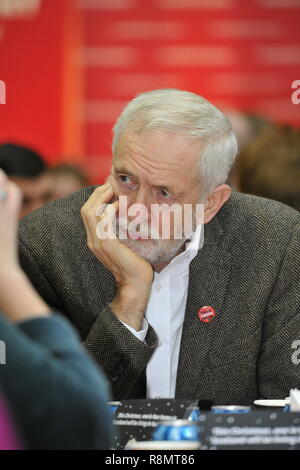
[95,200,119,242]
[0,168,8,190]
[0,170,22,214]
[81,181,115,252]
[0,170,8,209]
[87,199,120,272]
[8,181,22,212]
[82,181,113,213]
[80,183,153,288]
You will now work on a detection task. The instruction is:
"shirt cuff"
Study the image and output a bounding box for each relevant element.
[119,318,149,342]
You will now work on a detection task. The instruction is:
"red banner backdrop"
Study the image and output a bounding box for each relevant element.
[79,0,300,183]
[0,0,299,183]
[0,0,84,164]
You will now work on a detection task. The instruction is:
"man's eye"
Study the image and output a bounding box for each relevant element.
[160,189,171,199]
[119,175,131,184]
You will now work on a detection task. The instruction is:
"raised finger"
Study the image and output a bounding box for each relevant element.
[82,182,113,213]
[81,184,113,245]
[0,169,8,189]
[95,201,119,242]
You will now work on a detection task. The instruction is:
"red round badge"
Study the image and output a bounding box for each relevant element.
[198,306,216,323]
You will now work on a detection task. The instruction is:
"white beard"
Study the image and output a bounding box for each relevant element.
[119,236,186,265]
[116,217,191,265]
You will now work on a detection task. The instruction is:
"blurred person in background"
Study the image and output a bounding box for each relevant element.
[226,111,271,190]
[0,143,52,219]
[234,124,300,212]
[0,169,112,450]
[47,164,89,201]
[226,111,270,150]
[0,392,21,450]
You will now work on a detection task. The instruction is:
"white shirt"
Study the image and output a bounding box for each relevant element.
[121,225,203,399]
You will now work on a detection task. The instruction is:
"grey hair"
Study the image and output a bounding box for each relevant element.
[112,89,238,195]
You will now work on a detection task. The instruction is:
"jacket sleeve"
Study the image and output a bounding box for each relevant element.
[83,304,158,400]
[0,314,113,450]
[19,235,159,400]
[258,221,300,398]
[18,237,64,313]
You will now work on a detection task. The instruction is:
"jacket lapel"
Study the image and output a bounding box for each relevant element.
[175,215,232,398]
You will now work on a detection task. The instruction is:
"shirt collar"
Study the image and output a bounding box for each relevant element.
[185,224,203,255]
[155,224,203,277]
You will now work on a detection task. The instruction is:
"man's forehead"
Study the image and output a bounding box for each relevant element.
[113,130,201,189]
[116,132,201,170]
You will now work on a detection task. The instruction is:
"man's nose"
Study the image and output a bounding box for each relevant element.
[127,188,151,221]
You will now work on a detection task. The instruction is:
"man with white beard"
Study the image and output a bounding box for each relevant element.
[18,89,300,404]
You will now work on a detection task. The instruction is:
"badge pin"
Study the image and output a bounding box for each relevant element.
[198,306,217,323]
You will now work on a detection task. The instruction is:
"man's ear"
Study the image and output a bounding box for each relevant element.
[204,184,232,224]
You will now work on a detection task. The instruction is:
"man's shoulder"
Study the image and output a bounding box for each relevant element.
[18,185,98,244]
[217,192,300,247]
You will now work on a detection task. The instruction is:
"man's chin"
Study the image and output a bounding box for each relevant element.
[121,237,155,251]
[119,237,160,261]
[119,237,186,266]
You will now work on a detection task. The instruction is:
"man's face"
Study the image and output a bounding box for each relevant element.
[11,173,53,219]
[110,130,203,265]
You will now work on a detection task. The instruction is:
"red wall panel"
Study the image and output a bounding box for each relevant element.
[0,0,83,164]
[0,0,299,183]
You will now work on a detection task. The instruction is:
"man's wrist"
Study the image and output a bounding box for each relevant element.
[119,318,149,341]
[111,286,150,331]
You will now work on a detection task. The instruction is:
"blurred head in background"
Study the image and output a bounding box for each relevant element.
[0,143,52,218]
[227,111,270,149]
[47,164,89,201]
[226,111,271,190]
[234,125,300,212]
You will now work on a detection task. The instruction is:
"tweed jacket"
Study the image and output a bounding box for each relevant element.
[18,187,300,405]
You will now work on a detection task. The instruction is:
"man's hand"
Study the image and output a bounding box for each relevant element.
[0,169,50,323]
[80,181,153,331]
[0,169,22,277]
